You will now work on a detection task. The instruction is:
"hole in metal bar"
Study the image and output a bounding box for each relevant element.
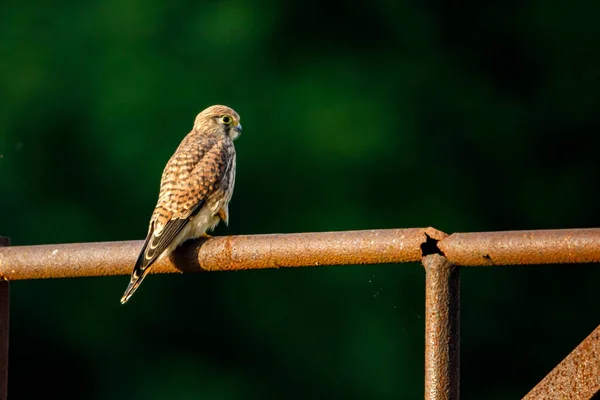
[421,233,445,257]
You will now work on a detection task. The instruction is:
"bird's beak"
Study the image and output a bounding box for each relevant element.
[234,123,242,134]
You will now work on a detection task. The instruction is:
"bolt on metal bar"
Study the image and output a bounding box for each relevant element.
[0,228,446,280]
[439,228,600,266]
[0,237,9,400]
[523,324,600,400]
[423,254,460,400]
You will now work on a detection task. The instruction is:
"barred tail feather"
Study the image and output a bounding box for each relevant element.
[120,266,150,304]
[120,217,189,304]
[120,243,153,304]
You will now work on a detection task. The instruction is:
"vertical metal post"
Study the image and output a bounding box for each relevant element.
[0,237,9,400]
[423,254,460,400]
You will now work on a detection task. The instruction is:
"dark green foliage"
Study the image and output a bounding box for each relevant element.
[1,0,599,398]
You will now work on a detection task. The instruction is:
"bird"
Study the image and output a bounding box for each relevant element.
[120,105,242,304]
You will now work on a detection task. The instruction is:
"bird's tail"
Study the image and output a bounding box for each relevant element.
[120,252,152,304]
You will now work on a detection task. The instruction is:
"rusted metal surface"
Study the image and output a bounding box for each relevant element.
[0,228,446,280]
[439,228,600,266]
[423,254,460,400]
[1,228,598,279]
[523,324,600,400]
[0,237,9,400]
[0,227,598,399]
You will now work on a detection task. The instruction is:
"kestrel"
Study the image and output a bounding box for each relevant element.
[120,105,242,304]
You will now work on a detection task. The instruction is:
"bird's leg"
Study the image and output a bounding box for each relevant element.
[217,207,228,223]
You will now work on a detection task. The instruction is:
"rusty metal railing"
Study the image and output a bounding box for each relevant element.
[0,228,599,399]
[0,237,8,400]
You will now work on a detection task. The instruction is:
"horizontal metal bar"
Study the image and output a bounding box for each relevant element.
[0,228,598,280]
[0,228,445,280]
[523,324,600,400]
[439,228,600,266]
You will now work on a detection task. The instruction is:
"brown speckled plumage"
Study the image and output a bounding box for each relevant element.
[121,105,241,304]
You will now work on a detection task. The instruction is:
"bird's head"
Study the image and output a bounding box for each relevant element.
[194,105,242,140]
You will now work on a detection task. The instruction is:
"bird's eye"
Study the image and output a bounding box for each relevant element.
[221,115,232,125]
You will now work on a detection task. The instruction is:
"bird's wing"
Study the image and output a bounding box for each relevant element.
[120,135,234,303]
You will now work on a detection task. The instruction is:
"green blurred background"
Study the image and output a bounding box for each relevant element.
[1,0,599,398]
